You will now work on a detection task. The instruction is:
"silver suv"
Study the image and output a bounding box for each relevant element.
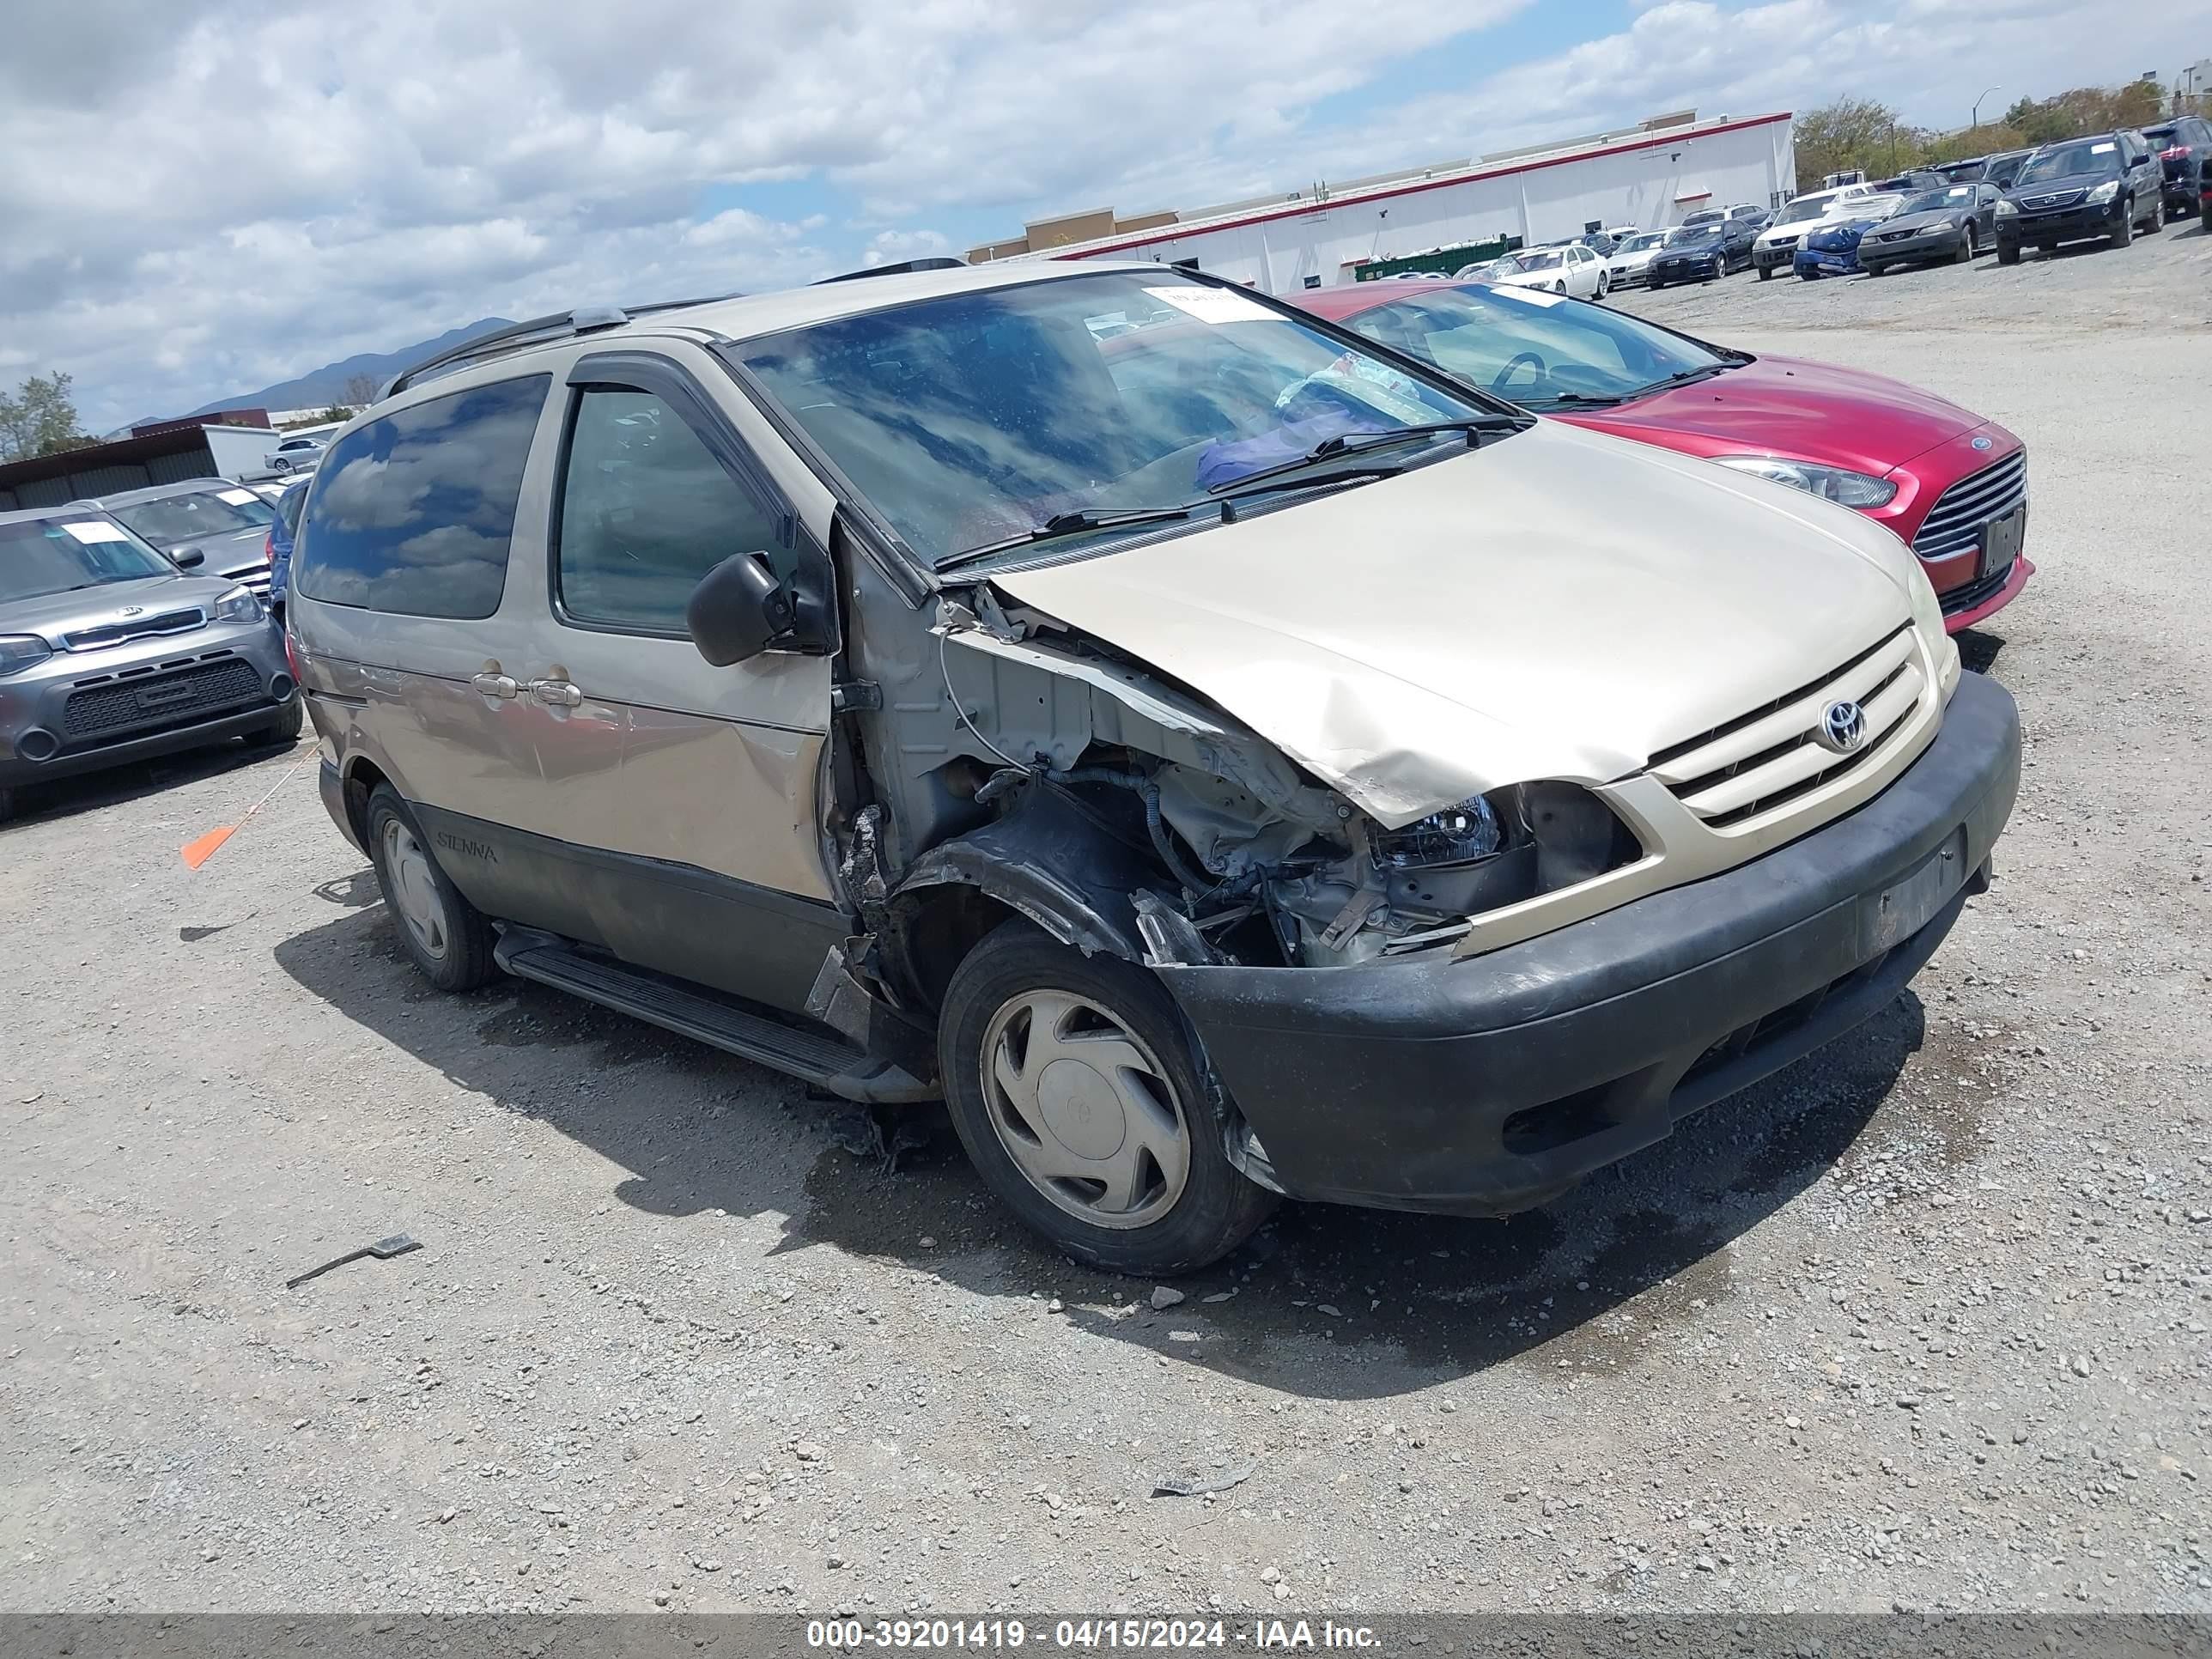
[0,506,299,821]
[292,263,2020,1274]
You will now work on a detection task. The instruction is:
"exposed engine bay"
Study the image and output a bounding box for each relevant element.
[925,591,1640,969]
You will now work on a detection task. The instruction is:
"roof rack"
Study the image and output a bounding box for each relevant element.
[811,257,968,285]
[380,294,743,398]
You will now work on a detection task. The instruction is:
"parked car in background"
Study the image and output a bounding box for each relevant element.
[1291,279,2034,633]
[1680,207,1725,228]
[70,480,278,602]
[1480,242,1608,298]
[1996,131,2164,262]
[1605,230,1672,289]
[1647,219,1756,286]
[1571,231,1620,257]
[2139,117,2212,220]
[1723,202,1773,233]
[291,263,2017,1273]
[264,434,325,474]
[1793,194,1907,279]
[0,506,297,822]
[1752,185,1875,278]
[1931,155,1989,183]
[1856,182,2002,274]
[1979,150,2032,190]
[264,477,310,616]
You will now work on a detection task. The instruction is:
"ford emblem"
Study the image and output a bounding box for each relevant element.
[1816,700,1869,755]
[1971,435,1993,451]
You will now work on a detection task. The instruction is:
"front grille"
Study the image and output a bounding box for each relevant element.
[1649,626,1926,830]
[2020,188,2085,210]
[62,652,264,744]
[62,607,207,652]
[219,561,273,599]
[1912,448,2027,562]
[1940,557,2017,615]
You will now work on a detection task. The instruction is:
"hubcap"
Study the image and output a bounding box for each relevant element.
[381,819,449,961]
[980,991,1190,1230]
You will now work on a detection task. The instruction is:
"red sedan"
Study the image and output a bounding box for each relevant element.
[1292,280,2031,630]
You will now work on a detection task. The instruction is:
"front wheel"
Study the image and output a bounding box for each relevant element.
[1956,224,1975,263]
[1997,239,2021,265]
[939,923,1275,1275]
[2111,205,2133,249]
[254,696,304,746]
[365,784,497,993]
[1758,263,1772,281]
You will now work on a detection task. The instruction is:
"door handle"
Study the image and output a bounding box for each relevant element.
[470,672,519,699]
[528,678,583,708]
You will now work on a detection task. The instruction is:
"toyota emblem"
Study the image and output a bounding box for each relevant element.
[1816,700,1869,754]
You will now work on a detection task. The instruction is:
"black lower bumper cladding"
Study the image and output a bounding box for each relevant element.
[1160,672,2021,1217]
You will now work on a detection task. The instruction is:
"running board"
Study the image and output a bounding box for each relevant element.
[493,931,935,1104]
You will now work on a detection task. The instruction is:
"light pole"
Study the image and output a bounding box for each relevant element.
[1972,85,2002,129]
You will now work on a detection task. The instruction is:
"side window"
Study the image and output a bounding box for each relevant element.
[555,386,781,633]
[296,374,547,618]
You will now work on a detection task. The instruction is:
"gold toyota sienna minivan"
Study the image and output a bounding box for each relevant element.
[291,261,2021,1274]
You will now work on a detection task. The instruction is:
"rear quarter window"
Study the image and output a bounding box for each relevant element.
[295,375,549,618]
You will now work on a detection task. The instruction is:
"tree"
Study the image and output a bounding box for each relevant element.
[1795,96,1918,185]
[343,374,380,407]
[316,404,354,425]
[0,371,88,463]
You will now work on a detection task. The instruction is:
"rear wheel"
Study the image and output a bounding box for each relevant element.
[939,923,1274,1275]
[365,784,496,993]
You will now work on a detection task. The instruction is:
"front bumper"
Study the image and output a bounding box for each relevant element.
[0,619,295,787]
[1159,672,2021,1217]
[1752,241,1796,270]
[1792,248,1858,276]
[2000,200,2123,244]
[1859,227,1963,266]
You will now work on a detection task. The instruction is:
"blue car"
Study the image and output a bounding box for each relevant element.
[1792,200,1901,278]
[266,477,309,612]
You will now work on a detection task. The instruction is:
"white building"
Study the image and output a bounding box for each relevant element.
[977,111,1796,294]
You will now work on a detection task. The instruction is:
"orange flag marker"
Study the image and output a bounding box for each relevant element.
[181,746,314,870]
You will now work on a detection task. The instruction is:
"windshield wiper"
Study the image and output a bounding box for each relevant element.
[936,505,1207,570]
[1533,391,1629,409]
[1637,363,1735,395]
[1204,417,1510,496]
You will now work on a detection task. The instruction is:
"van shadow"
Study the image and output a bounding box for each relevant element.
[274,898,1944,1401]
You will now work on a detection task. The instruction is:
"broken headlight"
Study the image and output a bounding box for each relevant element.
[1373,783,1641,927]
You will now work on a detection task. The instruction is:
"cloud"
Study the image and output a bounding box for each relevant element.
[6,0,2209,430]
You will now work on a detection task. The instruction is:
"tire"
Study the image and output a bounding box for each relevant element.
[1956,224,1975,263]
[255,695,304,745]
[270,458,291,475]
[1553,281,1566,294]
[1758,263,1772,281]
[2110,205,2132,249]
[939,922,1275,1276]
[364,783,496,993]
[0,785,15,825]
[1595,272,1608,300]
[1797,268,1816,280]
[1996,239,2020,264]
[2142,198,2160,234]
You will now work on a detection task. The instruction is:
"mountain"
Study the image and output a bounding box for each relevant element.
[186,319,517,416]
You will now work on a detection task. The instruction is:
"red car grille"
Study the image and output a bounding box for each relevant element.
[1913,449,2027,562]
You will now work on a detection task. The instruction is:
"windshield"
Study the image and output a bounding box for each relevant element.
[0,517,176,603]
[1680,210,1722,227]
[109,488,274,549]
[1620,233,1668,252]
[2016,139,2124,184]
[1337,284,1733,411]
[738,271,1492,566]
[1509,250,1565,271]
[1772,196,1836,225]
[1899,185,1974,213]
[1668,224,1722,245]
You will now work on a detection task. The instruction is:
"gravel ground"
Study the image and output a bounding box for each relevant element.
[3,222,2209,1619]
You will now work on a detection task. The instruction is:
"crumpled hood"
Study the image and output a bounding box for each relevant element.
[994,419,1918,827]
[1567,356,1987,477]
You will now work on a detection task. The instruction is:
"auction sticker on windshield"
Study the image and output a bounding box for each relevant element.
[217,489,261,506]
[60,520,131,544]
[1491,287,1566,308]
[1143,286,1276,325]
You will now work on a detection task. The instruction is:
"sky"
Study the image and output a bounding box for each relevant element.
[5,0,2210,433]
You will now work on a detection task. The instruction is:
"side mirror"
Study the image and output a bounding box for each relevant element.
[173,549,205,569]
[687,551,794,666]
